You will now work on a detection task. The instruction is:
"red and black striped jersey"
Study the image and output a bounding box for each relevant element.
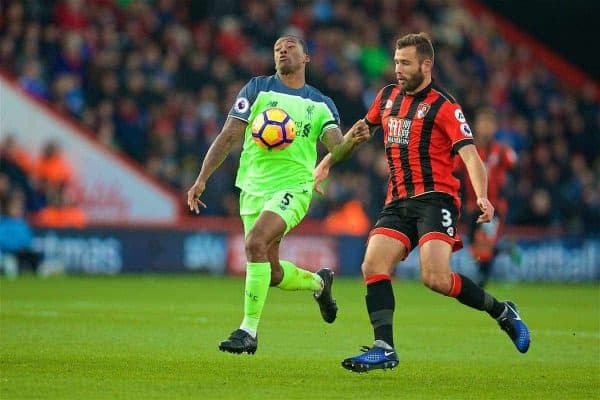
[365,81,474,208]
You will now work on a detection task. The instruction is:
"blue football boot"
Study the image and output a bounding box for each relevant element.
[341,340,399,373]
[497,301,530,353]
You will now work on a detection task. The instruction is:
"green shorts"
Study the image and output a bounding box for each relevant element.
[239,189,312,236]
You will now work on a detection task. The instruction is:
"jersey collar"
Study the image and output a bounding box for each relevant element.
[274,73,306,92]
[403,80,433,99]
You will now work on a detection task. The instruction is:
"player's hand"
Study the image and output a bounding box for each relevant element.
[313,161,330,195]
[187,180,207,214]
[350,119,370,144]
[476,197,495,223]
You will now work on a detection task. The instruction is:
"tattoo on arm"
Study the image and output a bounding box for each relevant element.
[322,126,358,162]
[220,117,247,146]
[321,127,344,152]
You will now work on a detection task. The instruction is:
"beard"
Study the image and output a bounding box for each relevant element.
[402,68,425,92]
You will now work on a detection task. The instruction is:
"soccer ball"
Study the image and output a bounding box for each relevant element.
[251,108,296,151]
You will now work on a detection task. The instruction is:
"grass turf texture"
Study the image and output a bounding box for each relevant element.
[1,276,598,399]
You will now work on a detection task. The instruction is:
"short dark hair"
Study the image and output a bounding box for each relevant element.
[396,32,434,63]
[277,35,307,54]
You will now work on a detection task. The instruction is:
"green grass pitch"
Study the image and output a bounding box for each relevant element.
[1,275,598,399]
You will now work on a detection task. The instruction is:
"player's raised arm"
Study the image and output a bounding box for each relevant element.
[187,116,247,213]
[325,119,370,161]
[313,119,370,195]
[457,143,495,223]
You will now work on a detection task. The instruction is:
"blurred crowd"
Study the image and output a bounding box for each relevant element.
[1,0,599,234]
[1,135,86,227]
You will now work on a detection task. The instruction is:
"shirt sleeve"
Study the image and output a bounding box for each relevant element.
[228,77,260,122]
[321,96,341,131]
[440,103,475,154]
[319,96,341,141]
[365,87,386,126]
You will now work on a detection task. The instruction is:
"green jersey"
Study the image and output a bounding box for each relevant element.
[229,74,340,195]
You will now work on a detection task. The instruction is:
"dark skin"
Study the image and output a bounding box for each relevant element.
[187,36,369,285]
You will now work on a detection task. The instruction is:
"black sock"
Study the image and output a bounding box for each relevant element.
[450,272,505,319]
[366,278,395,348]
[478,261,492,288]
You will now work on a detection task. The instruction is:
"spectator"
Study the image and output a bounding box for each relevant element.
[54,0,89,32]
[1,134,35,176]
[514,188,557,227]
[34,140,74,188]
[324,199,370,236]
[18,59,48,99]
[0,191,42,275]
[0,0,597,232]
[33,184,86,228]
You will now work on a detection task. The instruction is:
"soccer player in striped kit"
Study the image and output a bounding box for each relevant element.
[315,33,530,372]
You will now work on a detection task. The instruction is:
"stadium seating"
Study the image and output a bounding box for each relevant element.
[1,0,598,232]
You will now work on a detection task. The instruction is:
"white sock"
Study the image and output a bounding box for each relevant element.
[314,275,324,297]
[240,326,257,339]
[374,340,394,350]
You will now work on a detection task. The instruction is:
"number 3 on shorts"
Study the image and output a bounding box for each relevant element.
[441,208,452,227]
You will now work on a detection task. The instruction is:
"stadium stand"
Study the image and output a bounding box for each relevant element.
[1,0,598,233]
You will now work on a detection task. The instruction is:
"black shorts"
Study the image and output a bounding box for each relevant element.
[369,193,463,258]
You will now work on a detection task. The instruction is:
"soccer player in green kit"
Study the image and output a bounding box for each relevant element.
[187,35,370,354]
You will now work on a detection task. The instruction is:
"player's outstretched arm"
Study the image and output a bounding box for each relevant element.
[187,117,247,213]
[458,143,495,223]
[313,119,370,195]
[327,119,370,161]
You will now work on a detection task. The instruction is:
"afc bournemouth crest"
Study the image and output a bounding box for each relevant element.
[416,102,431,119]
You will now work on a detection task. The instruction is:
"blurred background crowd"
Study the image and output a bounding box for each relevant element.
[1,0,599,235]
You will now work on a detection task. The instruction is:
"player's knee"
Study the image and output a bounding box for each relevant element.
[245,234,268,259]
[421,271,452,294]
[361,259,391,278]
[360,259,375,278]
